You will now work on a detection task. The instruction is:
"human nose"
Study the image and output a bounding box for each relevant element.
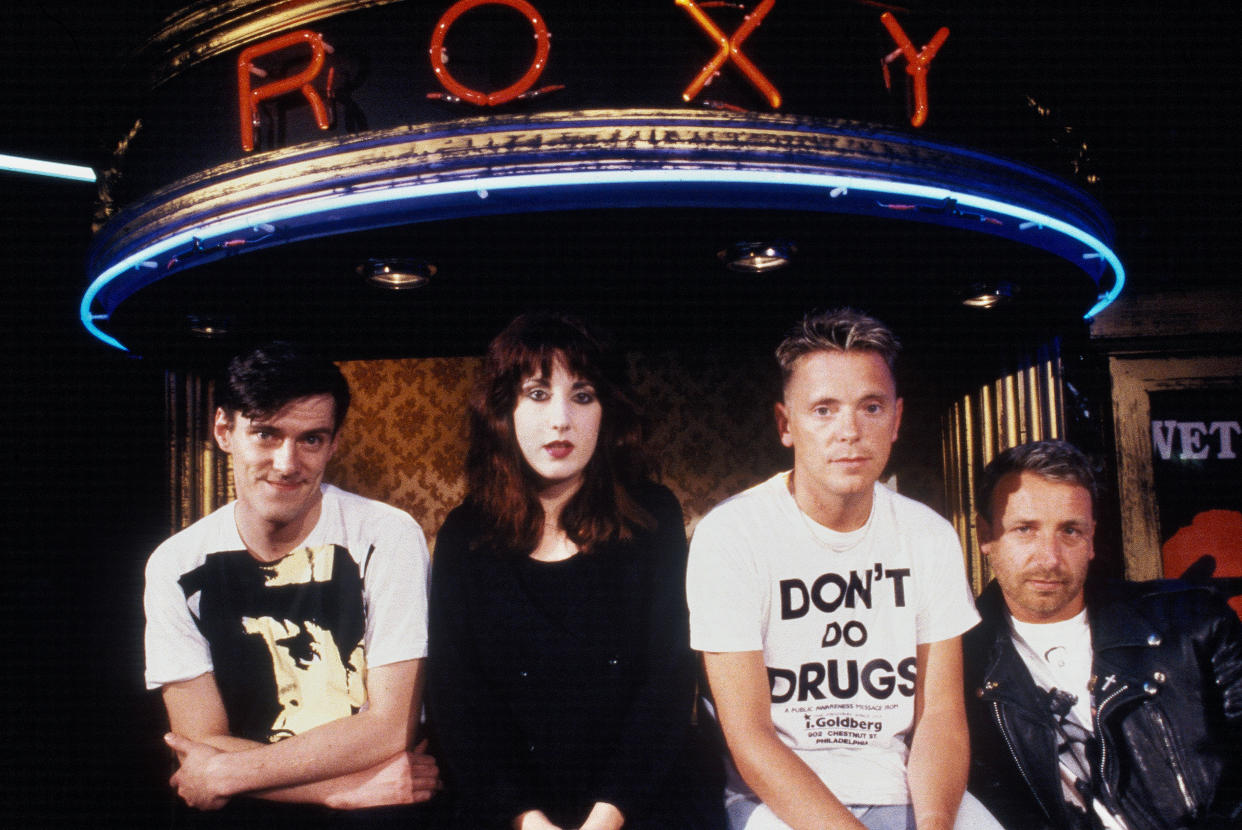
[548,394,572,432]
[1030,533,1063,569]
[837,408,860,441]
[271,438,298,474]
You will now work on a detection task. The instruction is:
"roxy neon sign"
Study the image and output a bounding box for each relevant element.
[236,0,949,152]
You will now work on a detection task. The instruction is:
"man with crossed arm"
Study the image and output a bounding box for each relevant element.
[687,309,999,829]
[144,342,437,826]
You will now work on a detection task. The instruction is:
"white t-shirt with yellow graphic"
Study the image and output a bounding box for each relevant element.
[144,484,429,743]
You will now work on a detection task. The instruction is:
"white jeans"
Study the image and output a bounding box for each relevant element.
[725,790,1004,830]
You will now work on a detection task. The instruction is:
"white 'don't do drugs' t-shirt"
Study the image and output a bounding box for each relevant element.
[687,473,979,806]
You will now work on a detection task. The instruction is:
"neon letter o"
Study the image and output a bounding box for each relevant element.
[429,0,550,106]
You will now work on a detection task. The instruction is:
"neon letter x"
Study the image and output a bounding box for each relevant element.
[676,0,781,109]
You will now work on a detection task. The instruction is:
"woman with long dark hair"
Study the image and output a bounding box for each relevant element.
[428,312,719,830]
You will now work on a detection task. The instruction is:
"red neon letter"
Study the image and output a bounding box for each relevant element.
[237,30,333,152]
[429,0,551,106]
[676,0,780,108]
[879,12,949,128]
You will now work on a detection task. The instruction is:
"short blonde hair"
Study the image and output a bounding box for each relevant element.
[775,308,901,391]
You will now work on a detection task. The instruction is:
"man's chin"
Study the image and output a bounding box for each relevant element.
[253,495,317,525]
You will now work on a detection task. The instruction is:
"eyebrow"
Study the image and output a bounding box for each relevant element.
[522,377,595,388]
[246,422,333,438]
[809,391,888,406]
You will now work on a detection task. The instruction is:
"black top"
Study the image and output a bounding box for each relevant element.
[428,482,716,829]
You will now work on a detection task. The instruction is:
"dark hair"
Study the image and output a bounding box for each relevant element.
[216,341,351,433]
[976,440,1099,522]
[775,308,901,392]
[466,312,654,554]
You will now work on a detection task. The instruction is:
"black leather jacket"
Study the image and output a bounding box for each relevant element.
[964,580,1242,830]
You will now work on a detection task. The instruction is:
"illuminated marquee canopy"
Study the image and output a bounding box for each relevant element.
[84,0,1121,354]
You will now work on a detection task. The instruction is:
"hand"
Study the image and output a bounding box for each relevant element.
[165,732,231,811]
[323,741,442,810]
[406,740,441,802]
[514,809,565,830]
[578,801,625,830]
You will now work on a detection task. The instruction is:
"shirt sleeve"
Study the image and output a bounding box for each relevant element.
[915,516,980,645]
[143,540,213,690]
[361,507,431,667]
[687,502,767,653]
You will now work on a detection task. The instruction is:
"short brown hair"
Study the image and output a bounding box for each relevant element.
[775,308,901,391]
[976,440,1099,522]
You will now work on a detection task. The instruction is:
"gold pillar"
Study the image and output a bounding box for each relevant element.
[942,341,1065,594]
[166,370,232,532]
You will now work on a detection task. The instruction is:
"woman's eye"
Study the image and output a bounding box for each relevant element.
[573,391,596,404]
[526,388,549,401]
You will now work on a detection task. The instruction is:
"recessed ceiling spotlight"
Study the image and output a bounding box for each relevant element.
[719,240,796,273]
[360,257,437,289]
[187,314,230,338]
[961,281,1017,309]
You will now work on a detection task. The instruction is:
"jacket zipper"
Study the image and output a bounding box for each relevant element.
[1148,707,1196,814]
[990,700,1055,822]
[1093,683,1128,797]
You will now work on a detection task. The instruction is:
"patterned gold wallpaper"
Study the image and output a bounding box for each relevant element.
[327,350,791,549]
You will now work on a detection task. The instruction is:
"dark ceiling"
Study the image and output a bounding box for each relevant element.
[1,1,1237,365]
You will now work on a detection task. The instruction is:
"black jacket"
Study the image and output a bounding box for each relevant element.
[964,579,1242,830]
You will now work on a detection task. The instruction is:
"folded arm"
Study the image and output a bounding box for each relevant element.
[703,650,866,830]
[162,659,434,809]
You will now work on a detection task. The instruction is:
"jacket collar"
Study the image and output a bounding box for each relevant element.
[1085,581,1163,652]
[974,582,1050,711]
[977,579,1160,701]
[978,579,1161,652]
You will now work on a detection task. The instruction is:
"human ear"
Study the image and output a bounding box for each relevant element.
[774,401,793,448]
[213,408,234,453]
[975,513,995,555]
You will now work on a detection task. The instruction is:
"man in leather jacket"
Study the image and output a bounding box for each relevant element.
[963,440,1242,830]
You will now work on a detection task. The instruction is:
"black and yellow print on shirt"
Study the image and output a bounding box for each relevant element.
[178,543,368,743]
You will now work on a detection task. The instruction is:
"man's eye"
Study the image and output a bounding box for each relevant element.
[812,406,831,417]
[864,403,883,415]
[304,435,322,447]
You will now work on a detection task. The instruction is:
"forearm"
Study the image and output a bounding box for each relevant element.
[188,730,392,805]
[729,730,865,830]
[198,700,412,798]
[908,638,968,830]
[907,712,968,830]
[704,650,865,830]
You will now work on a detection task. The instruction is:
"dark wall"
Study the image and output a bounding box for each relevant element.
[0,174,171,825]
